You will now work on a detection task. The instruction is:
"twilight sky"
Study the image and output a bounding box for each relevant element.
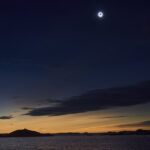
[0,0,150,133]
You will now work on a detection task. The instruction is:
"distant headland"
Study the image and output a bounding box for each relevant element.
[0,129,150,137]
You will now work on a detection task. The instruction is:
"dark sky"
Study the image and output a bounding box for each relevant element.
[0,0,150,132]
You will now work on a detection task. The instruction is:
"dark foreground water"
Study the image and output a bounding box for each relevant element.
[0,135,150,150]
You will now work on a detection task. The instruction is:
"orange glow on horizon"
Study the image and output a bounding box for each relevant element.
[0,110,150,133]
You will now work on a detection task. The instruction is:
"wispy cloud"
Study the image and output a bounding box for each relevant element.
[45,98,62,104]
[0,115,13,119]
[103,115,126,119]
[118,120,150,128]
[0,57,80,72]
[21,107,35,110]
[37,64,81,72]
[25,80,150,116]
[12,96,22,100]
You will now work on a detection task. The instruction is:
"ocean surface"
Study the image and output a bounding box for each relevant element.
[0,135,150,150]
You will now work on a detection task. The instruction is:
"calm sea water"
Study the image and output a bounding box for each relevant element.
[0,135,150,150]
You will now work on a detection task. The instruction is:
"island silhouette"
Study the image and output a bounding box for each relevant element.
[0,129,53,137]
[0,129,150,137]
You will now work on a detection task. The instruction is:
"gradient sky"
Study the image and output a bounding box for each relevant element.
[0,0,150,133]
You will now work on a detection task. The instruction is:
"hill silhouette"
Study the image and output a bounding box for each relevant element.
[0,129,53,137]
[9,129,43,137]
[0,129,150,137]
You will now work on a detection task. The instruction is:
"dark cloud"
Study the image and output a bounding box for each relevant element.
[45,98,62,104]
[103,116,126,119]
[0,115,13,119]
[26,80,150,116]
[118,120,150,128]
[22,107,35,110]
[21,99,62,110]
